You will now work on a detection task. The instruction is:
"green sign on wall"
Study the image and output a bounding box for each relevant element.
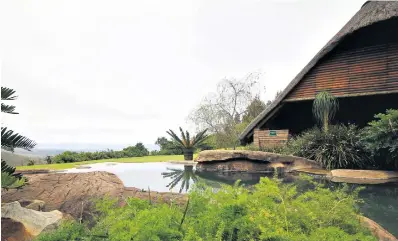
[269,130,277,136]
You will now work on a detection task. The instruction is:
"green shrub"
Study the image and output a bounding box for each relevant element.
[45,156,52,164]
[53,143,150,163]
[361,109,398,170]
[38,177,376,241]
[27,159,35,166]
[287,125,370,169]
[36,221,88,241]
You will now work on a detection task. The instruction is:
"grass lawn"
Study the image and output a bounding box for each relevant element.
[16,155,188,171]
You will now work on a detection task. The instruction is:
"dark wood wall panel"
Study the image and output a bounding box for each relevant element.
[286,43,398,100]
[285,18,398,101]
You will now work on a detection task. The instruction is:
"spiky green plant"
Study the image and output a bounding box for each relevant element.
[1,160,25,190]
[312,91,339,132]
[1,127,37,151]
[166,127,208,149]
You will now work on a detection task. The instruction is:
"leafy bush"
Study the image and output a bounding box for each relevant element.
[38,177,376,241]
[123,142,149,157]
[287,125,370,169]
[361,109,398,170]
[36,221,88,241]
[27,159,35,166]
[53,143,150,163]
[45,156,52,164]
[154,137,184,155]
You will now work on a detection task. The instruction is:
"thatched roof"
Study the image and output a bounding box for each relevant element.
[240,1,398,142]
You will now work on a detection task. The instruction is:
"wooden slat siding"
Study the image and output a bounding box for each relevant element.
[286,43,398,101]
[253,129,289,148]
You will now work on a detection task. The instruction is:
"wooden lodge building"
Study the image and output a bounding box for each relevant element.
[240,1,398,147]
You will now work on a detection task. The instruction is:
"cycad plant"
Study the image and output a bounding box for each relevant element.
[166,127,208,160]
[1,86,36,189]
[161,165,198,193]
[312,91,339,133]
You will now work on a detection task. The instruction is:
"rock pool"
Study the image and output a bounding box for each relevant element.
[63,162,398,236]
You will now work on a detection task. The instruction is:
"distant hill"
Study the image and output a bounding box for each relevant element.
[14,148,67,157]
[1,150,46,167]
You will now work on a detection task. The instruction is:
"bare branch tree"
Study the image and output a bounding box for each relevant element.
[188,72,263,149]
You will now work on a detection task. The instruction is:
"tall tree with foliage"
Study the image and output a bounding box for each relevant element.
[166,127,208,160]
[361,109,398,169]
[1,87,36,189]
[154,137,183,155]
[312,91,339,133]
[242,95,266,123]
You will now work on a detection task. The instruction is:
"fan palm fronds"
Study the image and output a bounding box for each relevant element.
[1,87,18,100]
[1,103,18,114]
[1,127,37,151]
[166,127,208,149]
[1,87,19,114]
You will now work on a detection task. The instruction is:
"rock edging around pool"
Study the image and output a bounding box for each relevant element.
[195,150,321,173]
[195,150,398,184]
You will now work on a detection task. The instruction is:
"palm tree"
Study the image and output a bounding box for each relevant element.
[1,86,36,189]
[166,127,208,160]
[312,91,339,133]
[161,165,198,193]
[1,87,36,151]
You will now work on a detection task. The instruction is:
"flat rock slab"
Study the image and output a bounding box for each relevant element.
[331,169,398,180]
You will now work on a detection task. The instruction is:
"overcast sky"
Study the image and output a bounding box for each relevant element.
[0,0,366,150]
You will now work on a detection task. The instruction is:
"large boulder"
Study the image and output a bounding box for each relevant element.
[2,171,186,221]
[196,150,320,173]
[1,201,64,239]
[1,217,34,241]
[1,171,125,220]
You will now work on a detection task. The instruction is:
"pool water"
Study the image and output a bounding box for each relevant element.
[63,162,398,236]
